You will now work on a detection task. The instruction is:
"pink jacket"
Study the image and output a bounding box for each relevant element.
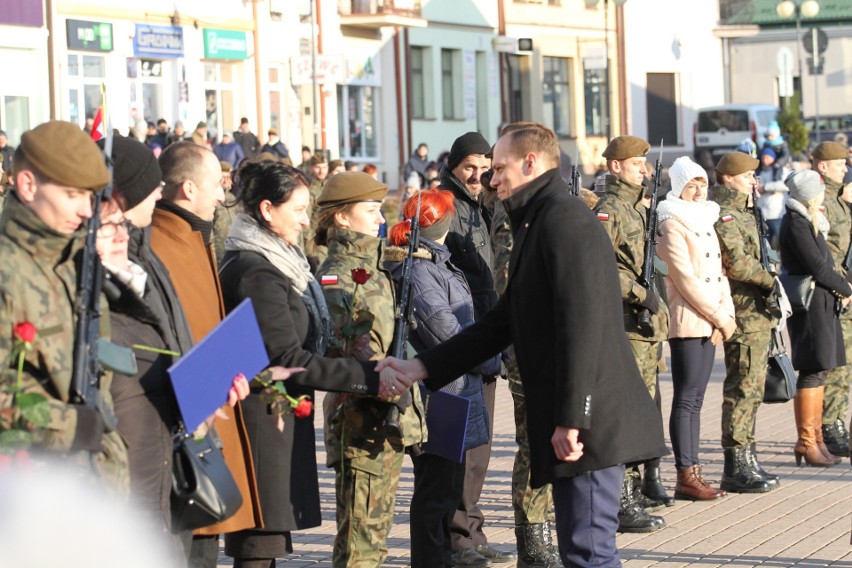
[657,218,736,339]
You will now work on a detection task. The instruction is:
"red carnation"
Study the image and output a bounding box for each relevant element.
[351,268,371,285]
[292,398,313,419]
[13,322,36,344]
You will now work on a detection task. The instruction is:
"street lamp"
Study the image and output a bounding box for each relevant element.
[776,0,820,116]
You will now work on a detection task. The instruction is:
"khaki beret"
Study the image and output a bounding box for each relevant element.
[602,136,650,160]
[219,160,233,172]
[17,121,109,190]
[309,151,327,166]
[812,141,848,162]
[715,152,759,176]
[317,172,388,208]
[253,152,278,163]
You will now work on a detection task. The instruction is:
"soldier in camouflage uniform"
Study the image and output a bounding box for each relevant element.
[0,121,129,491]
[490,192,562,568]
[304,151,330,269]
[812,141,852,457]
[712,152,781,493]
[593,136,671,533]
[314,172,427,568]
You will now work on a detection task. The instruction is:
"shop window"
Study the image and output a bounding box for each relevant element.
[0,96,30,145]
[337,85,378,160]
[543,56,571,137]
[204,62,236,143]
[67,53,105,128]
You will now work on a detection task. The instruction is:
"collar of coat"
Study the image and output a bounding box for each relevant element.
[604,175,645,208]
[156,200,214,244]
[440,166,479,206]
[383,237,448,265]
[326,226,382,263]
[0,190,83,261]
[503,168,563,235]
[825,176,844,196]
[713,184,750,210]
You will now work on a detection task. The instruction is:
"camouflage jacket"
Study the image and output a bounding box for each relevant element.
[594,175,669,342]
[713,185,778,335]
[0,193,128,488]
[212,188,239,266]
[316,228,426,467]
[490,197,511,296]
[304,178,327,267]
[821,177,852,321]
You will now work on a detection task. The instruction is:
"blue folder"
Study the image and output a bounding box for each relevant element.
[419,384,471,463]
[169,299,269,432]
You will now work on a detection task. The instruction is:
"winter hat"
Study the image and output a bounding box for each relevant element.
[767,120,781,138]
[405,172,422,190]
[668,156,707,198]
[99,135,162,210]
[18,121,110,190]
[447,132,491,171]
[785,169,824,203]
[759,147,777,161]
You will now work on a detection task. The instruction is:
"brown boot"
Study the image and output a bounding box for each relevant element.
[674,465,726,501]
[793,387,836,467]
[812,386,842,465]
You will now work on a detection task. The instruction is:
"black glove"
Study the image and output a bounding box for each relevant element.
[71,406,106,453]
[638,289,660,315]
[764,279,783,319]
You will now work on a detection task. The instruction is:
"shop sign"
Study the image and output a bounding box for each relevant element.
[290,55,347,86]
[203,29,248,60]
[67,19,113,52]
[134,24,184,58]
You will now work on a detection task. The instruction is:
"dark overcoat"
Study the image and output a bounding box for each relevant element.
[778,208,852,371]
[218,250,380,532]
[418,169,668,488]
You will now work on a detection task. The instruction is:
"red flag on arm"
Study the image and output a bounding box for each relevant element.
[90,106,104,142]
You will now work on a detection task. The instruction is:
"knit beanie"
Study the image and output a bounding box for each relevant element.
[759,147,777,161]
[447,132,491,171]
[99,135,162,210]
[668,156,707,198]
[785,169,824,203]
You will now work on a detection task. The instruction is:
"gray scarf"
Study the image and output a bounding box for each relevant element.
[224,213,331,354]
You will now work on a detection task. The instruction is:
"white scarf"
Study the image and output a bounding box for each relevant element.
[656,192,721,234]
[784,196,830,238]
[224,213,331,354]
[103,260,148,299]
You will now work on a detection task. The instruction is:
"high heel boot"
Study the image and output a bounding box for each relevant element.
[793,387,836,467]
[812,386,842,465]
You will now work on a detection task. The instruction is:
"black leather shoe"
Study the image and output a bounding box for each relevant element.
[474,544,515,564]
[822,420,850,457]
[618,472,665,533]
[641,466,675,508]
[747,443,780,487]
[452,548,493,567]
[720,447,772,493]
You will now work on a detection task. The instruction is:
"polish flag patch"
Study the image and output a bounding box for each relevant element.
[721,215,734,223]
[597,213,610,221]
[320,275,339,286]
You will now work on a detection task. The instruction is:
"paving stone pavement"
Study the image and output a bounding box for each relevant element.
[218,345,852,567]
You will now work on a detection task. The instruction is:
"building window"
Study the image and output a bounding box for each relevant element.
[204,62,236,143]
[646,73,680,146]
[268,66,282,131]
[411,46,425,119]
[67,53,105,128]
[337,84,379,160]
[584,66,607,136]
[441,48,460,120]
[0,96,30,146]
[542,56,571,137]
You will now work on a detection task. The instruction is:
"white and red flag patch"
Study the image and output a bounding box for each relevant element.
[721,215,734,223]
[320,275,339,286]
[597,213,610,221]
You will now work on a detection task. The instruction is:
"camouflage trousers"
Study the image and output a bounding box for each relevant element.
[629,339,662,400]
[508,363,553,525]
[332,439,404,567]
[722,330,771,448]
[823,318,852,424]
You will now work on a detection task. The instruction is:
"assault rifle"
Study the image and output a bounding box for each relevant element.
[751,185,783,316]
[384,190,422,437]
[636,141,664,336]
[570,155,581,197]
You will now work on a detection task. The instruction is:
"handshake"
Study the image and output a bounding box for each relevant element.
[376,357,428,400]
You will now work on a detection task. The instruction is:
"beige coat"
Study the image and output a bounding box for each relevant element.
[657,217,736,339]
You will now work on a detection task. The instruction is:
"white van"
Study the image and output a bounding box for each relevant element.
[693,104,779,169]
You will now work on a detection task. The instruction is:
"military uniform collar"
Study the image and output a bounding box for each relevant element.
[0,190,82,259]
[713,185,750,209]
[327,227,382,263]
[825,176,844,196]
[604,175,645,207]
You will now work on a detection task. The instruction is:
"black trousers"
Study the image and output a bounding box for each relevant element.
[411,452,466,568]
[553,465,623,568]
[669,337,716,469]
[189,535,219,568]
[451,378,496,550]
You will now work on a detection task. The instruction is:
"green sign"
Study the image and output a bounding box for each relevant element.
[67,19,113,52]
[203,29,248,60]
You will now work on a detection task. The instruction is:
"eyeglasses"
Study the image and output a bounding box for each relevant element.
[97,219,134,238]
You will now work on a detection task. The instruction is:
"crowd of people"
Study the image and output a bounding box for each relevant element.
[0,115,850,568]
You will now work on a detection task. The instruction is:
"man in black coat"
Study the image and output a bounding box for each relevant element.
[379,122,667,567]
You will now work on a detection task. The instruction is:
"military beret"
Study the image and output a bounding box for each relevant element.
[251,152,277,163]
[196,121,207,129]
[601,136,651,160]
[715,152,759,176]
[309,151,327,166]
[18,121,109,191]
[219,160,233,172]
[317,171,388,208]
[812,141,848,161]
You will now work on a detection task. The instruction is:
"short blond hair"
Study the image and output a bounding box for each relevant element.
[499,122,560,169]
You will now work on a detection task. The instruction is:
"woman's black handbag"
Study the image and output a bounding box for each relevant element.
[764,330,796,404]
[778,273,815,312]
[171,426,243,532]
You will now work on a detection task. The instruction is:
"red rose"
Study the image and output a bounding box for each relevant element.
[292,398,313,419]
[13,322,36,344]
[351,268,371,285]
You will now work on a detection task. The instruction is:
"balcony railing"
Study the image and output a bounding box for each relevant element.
[340,0,422,18]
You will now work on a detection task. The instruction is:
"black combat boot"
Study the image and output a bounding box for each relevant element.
[822,419,850,457]
[641,466,675,508]
[515,524,563,568]
[747,443,780,488]
[631,471,664,512]
[618,471,666,533]
[720,447,771,493]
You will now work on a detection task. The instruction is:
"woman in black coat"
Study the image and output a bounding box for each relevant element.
[778,169,850,467]
[217,161,389,568]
